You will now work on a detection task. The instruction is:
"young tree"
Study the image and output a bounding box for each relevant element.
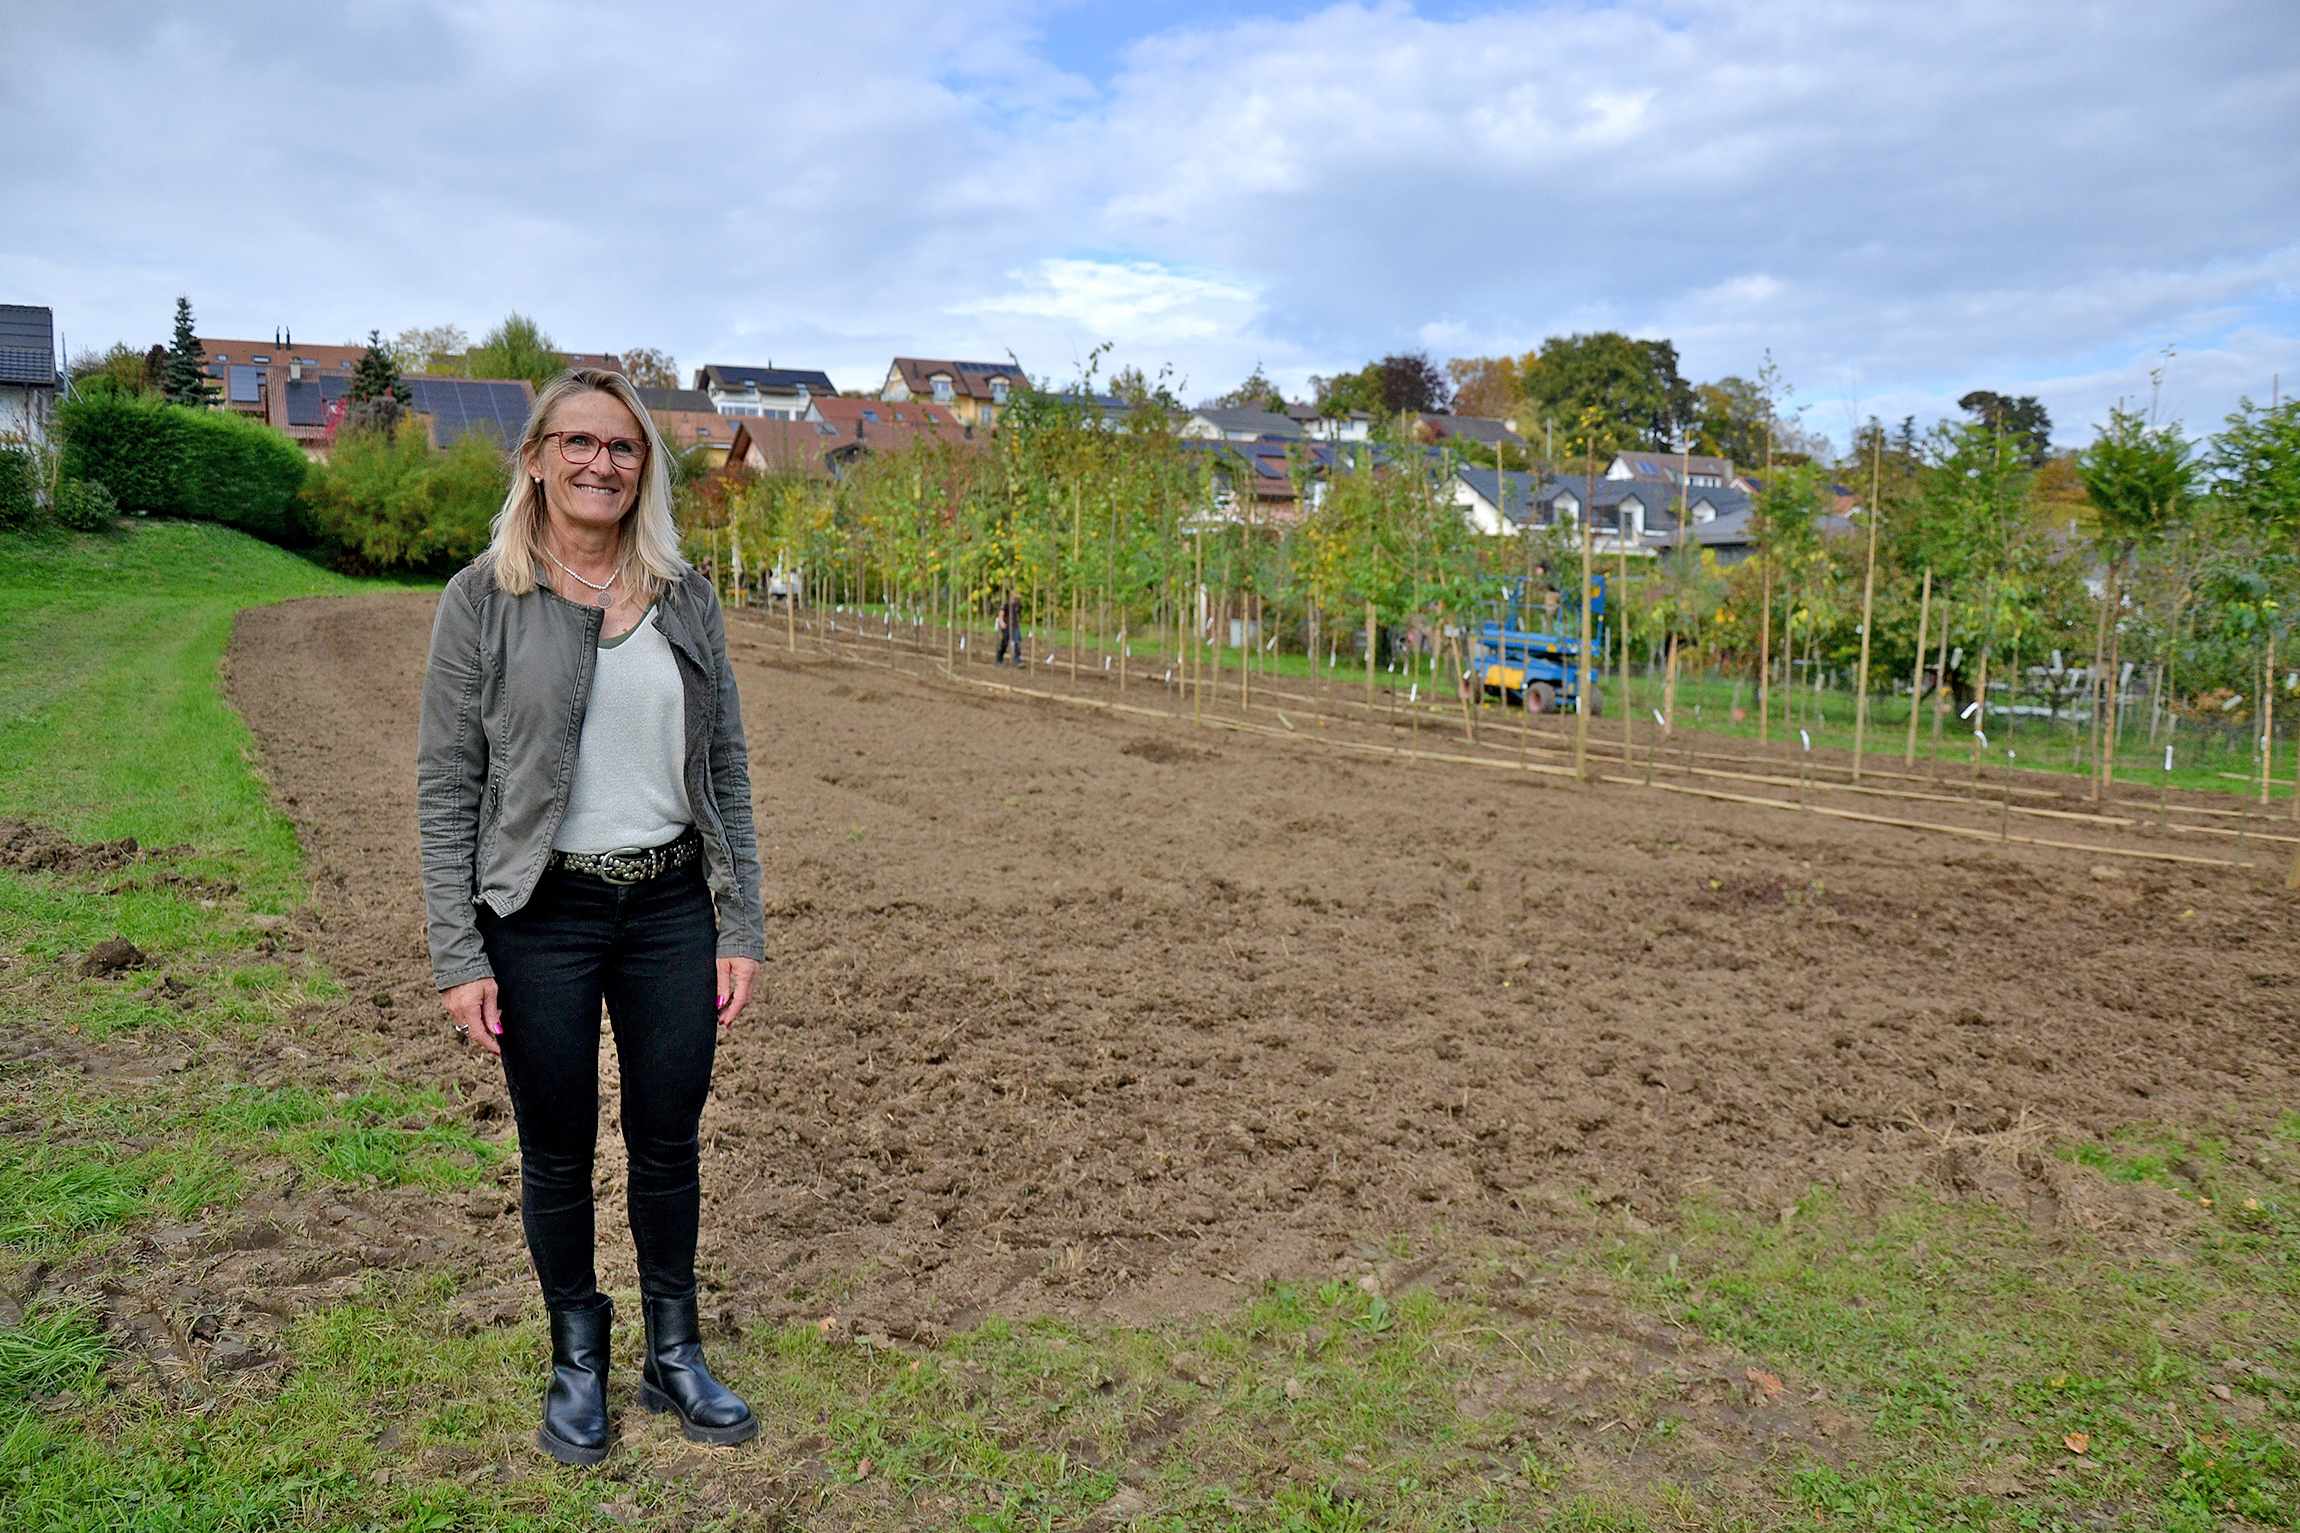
[2078,406,2198,795]
[161,296,210,408]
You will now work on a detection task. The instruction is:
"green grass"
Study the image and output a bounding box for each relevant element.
[0,521,423,897]
[1,524,2295,1529]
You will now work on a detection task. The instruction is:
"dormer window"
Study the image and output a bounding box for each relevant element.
[931,376,953,403]
[990,380,1009,404]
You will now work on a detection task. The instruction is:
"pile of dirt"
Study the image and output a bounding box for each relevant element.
[0,818,144,875]
[219,594,2300,1338]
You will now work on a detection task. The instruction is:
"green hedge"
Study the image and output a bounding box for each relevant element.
[0,445,36,528]
[57,391,306,540]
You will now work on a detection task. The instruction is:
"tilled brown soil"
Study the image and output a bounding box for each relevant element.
[222,593,2300,1339]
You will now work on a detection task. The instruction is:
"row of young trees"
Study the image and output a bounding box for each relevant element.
[684,360,2300,786]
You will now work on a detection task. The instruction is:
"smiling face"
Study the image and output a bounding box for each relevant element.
[521,389,646,545]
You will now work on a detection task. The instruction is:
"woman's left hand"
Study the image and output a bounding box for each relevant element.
[715,957,759,1027]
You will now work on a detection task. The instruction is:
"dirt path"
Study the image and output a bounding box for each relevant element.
[225,593,2300,1337]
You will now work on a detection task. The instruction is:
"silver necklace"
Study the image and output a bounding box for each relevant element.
[544,547,618,601]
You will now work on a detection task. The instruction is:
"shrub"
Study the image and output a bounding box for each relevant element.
[57,390,306,538]
[52,477,119,531]
[298,418,507,573]
[0,444,37,528]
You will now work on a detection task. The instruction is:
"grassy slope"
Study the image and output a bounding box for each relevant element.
[0,524,2292,1531]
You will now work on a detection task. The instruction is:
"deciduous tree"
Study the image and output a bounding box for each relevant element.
[621,347,679,389]
[466,314,563,389]
[1518,332,1690,451]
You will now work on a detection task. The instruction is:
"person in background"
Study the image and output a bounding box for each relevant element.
[418,368,768,1467]
[995,591,1024,666]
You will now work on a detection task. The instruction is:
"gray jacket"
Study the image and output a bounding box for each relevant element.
[417,559,768,990]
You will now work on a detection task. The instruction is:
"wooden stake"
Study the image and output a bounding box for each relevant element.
[1904,567,1931,766]
[1364,597,1376,715]
[1930,612,1952,775]
[1618,508,1632,764]
[1852,434,1882,780]
[2263,633,2276,807]
[1574,462,1594,782]
[1757,426,1773,745]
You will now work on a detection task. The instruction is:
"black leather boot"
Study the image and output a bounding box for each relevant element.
[637,1295,757,1445]
[537,1295,614,1466]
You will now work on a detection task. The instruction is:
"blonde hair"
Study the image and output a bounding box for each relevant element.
[485,367,684,604]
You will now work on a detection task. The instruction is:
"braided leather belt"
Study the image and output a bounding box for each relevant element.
[547,830,701,885]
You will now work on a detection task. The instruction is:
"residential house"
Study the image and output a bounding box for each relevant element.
[1183,439,1361,527]
[0,305,59,445]
[724,419,842,480]
[696,365,835,420]
[1450,466,1545,537]
[637,387,745,467]
[1418,415,1527,452]
[723,399,973,481]
[880,358,1023,430]
[199,335,536,452]
[1605,449,1736,488]
[1285,403,1374,443]
[1453,468,1760,559]
[199,336,365,425]
[1181,407,1302,442]
[804,395,965,439]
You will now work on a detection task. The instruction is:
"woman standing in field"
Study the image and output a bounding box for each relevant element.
[417,368,768,1466]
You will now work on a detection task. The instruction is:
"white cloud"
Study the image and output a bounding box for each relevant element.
[1,1,2293,435]
[952,258,1259,346]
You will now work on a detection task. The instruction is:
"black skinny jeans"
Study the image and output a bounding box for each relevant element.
[479,862,719,1312]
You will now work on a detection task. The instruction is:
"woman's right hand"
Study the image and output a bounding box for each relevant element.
[442,977,503,1056]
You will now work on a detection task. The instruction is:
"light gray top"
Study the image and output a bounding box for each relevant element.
[552,608,693,855]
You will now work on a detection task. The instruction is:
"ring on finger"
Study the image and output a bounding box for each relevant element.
[455,1023,469,1036]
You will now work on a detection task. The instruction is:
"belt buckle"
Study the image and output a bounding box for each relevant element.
[597,855,650,885]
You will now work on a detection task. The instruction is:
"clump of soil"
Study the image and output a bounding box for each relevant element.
[78,937,147,977]
[1121,737,1217,765]
[222,594,2300,1336]
[0,818,142,874]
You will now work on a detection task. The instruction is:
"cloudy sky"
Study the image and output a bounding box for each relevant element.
[5,0,2296,449]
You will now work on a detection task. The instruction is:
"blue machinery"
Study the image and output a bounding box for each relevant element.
[1466,575,1606,714]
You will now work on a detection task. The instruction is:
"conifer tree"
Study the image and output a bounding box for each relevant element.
[162,296,210,407]
[348,329,411,405]
[343,330,413,437]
